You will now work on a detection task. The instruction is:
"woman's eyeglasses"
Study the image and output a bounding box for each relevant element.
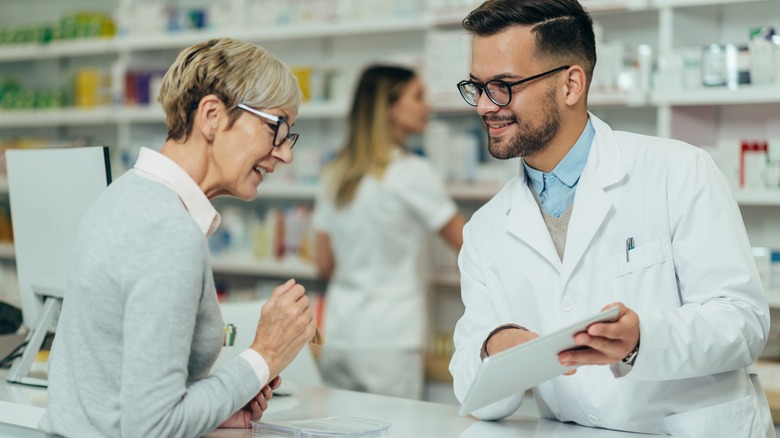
[237,103,299,149]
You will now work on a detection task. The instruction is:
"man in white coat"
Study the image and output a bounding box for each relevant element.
[449,0,774,436]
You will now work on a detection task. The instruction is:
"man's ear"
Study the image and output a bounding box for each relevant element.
[562,65,587,107]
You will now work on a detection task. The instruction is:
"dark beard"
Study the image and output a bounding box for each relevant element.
[484,88,560,160]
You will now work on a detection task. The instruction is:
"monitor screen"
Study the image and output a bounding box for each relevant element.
[6,146,111,330]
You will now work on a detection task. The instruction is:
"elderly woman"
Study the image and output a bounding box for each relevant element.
[40,38,317,437]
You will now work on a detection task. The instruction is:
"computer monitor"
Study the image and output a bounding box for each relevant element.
[5,146,111,386]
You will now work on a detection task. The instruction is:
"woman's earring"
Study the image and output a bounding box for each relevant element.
[209,132,214,141]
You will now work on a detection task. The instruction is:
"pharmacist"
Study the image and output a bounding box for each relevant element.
[449,1,774,436]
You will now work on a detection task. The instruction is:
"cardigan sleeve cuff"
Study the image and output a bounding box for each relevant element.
[238,349,271,386]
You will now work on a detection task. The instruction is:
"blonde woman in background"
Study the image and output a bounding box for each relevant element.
[313,65,466,400]
[40,38,317,437]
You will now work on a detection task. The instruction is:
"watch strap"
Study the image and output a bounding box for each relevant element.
[480,323,528,360]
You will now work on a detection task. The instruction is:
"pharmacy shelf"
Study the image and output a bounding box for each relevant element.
[119,17,431,52]
[0,108,116,128]
[0,243,14,259]
[0,101,349,128]
[733,190,780,207]
[433,267,460,289]
[210,257,318,280]
[764,291,780,309]
[121,101,349,123]
[582,0,650,12]
[0,38,117,62]
[447,181,502,202]
[256,183,318,201]
[652,0,766,7]
[652,86,780,106]
[432,0,650,27]
[588,89,649,108]
[0,18,431,63]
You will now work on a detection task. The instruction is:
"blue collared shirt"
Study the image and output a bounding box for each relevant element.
[522,119,595,217]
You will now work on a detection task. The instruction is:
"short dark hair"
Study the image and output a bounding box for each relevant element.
[463,0,596,83]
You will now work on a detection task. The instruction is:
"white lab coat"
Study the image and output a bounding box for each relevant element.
[450,114,774,437]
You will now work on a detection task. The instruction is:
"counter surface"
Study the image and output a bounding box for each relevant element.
[0,369,651,437]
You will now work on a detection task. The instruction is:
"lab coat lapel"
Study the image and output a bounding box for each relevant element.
[561,114,627,283]
[504,174,562,272]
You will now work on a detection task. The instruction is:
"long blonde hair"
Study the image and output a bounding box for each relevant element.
[326,65,416,208]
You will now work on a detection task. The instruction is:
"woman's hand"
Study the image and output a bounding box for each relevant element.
[219,376,282,428]
[251,279,318,379]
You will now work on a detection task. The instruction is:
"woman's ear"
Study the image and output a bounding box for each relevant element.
[562,65,587,107]
[195,94,222,142]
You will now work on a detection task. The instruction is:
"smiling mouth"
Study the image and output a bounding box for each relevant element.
[484,117,515,130]
[252,165,267,177]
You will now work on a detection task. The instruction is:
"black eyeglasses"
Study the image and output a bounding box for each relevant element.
[457,65,570,107]
[237,103,299,149]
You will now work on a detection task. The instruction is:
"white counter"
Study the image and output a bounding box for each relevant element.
[0,368,651,437]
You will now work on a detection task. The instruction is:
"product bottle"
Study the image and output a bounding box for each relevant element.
[748,26,776,86]
[770,249,780,292]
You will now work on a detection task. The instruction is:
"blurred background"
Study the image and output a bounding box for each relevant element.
[0,0,779,409]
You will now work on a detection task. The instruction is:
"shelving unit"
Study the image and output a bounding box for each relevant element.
[1,0,779,387]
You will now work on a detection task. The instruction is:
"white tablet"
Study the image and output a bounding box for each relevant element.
[458,306,621,416]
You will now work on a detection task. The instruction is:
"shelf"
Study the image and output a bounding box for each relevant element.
[733,190,780,207]
[121,106,165,124]
[298,101,349,120]
[432,0,651,26]
[0,38,117,62]
[582,0,650,12]
[424,354,453,383]
[121,101,348,124]
[652,86,780,106]
[651,0,766,7]
[765,291,780,309]
[0,100,349,128]
[588,89,649,108]
[447,181,502,201]
[433,267,460,288]
[0,243,14,259]
[119,17,430,52]
[256,183,318,200]
[0,18,431,63]
[0,108,116,128]
[210,257,318,280]
[0,244,319,277]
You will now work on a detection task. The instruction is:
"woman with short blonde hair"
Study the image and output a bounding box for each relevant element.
[41,38,316,437]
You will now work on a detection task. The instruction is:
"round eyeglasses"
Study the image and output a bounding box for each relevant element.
[456,66,570,107]
[237,103,299,149]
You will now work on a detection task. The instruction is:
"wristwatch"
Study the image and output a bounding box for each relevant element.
[622,342,640,366]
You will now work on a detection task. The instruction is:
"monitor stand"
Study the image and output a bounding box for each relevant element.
[6,286,63,387]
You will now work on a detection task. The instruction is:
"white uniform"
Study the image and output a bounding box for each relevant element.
[451,114,774,437]
[314,149,457,398]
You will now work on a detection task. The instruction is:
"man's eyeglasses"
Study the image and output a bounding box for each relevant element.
[456,66,570,107]
[237,103,299,149]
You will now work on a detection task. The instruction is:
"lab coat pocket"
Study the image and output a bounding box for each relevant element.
[661,393,755,437]
[607,238,679,308]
